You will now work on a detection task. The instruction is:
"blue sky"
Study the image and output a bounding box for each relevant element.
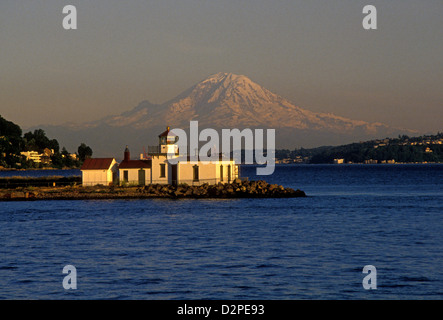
[0,0,442,133]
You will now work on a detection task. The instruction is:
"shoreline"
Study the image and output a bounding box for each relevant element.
[0,167,81,171]
[0,180,306,201]
[1,162,441,172]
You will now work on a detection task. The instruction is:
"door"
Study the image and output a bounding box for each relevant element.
[138,169,146,186]
[112,171,118,186]
[171,165,177,186]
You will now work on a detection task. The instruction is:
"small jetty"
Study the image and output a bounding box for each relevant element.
[0,178,306,201]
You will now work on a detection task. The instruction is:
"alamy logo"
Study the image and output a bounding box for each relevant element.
[62,5,77,30]
[362,265,377,290]
[168,121,275,175]
[63,265,77,290]
[362,5,377,30]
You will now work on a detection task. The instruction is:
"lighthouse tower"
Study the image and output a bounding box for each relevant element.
[158,126,178,156]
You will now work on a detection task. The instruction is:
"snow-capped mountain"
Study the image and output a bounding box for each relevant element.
[40,72,416,157]
[98,72,384,132]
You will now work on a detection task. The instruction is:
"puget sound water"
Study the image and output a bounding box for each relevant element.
[0,164,442,299]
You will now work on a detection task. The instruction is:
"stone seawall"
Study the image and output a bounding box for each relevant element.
[0,179,306,201]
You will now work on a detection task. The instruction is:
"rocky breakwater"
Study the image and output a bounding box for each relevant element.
[0,179,306,201]
[145,179,306,198]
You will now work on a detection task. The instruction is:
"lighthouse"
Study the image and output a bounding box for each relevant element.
[146,124,238,185]
[158,126,178,155]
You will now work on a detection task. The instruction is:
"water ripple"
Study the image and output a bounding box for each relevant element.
[0,165,442,299]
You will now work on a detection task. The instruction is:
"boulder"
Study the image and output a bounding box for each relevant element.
[11,192,26,199]
[234,178,242,184]
[173,190,184,197]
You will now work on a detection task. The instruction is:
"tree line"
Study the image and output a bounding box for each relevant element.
[275,133,443,164]
[224,133,443,164]
[0,115,92,169]
[308,143,443,164]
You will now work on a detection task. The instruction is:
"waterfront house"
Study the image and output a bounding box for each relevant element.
[118,146,151,186]
[80,158,118,186]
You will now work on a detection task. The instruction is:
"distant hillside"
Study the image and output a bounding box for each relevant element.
[276,133,443,164]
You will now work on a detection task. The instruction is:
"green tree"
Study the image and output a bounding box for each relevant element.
[23,129,59,153]
[50,152,64,168]
[0,115,22,137]
[78,143,92,162]
[0,115,24,168]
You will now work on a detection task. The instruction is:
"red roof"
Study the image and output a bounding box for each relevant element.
[80,158,115,170]
[159,127,170,137]
[158,126,177,137]
[118,160,151,169]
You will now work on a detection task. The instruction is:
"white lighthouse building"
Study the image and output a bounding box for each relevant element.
[147,126,238,186]
[81,126,239,186]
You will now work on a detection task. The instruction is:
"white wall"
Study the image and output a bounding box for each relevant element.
[82,170,111,186]
[114,155,240,186]
[119,168,151,185]
[151,155,169,184]
[217,160,238,183]
[177,162,216,185]
[175,160,238,185]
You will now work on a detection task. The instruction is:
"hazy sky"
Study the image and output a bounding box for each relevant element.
[0,0,442,133]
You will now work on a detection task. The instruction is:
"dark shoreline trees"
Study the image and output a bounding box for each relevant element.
[276,133,443,164]
[0,115,90,169]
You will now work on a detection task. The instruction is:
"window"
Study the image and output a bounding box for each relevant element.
[160,163,166,178]
[123,170,129,182]
[167,136,176,144]
[220,165,223,181]
[193,165,199,181]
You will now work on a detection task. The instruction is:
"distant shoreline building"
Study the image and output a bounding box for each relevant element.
[333,158,345,164]
[20,151,43,164]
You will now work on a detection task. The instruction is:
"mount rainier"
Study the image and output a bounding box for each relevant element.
[39,72,415,157]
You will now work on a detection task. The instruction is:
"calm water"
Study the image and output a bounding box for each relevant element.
[0,169,80,178]
[0,165,442,299]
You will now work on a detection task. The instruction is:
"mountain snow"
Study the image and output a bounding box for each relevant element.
[40,72,416,156]
[95,72,398,135]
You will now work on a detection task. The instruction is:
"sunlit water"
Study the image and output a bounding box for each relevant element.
[0,165,442,299]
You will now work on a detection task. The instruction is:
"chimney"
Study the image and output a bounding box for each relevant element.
[124,146,130,161]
